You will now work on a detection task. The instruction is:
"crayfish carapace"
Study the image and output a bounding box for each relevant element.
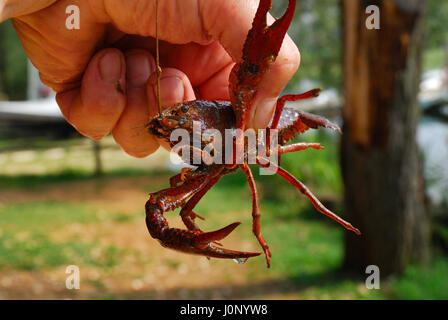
[145,0,360,267]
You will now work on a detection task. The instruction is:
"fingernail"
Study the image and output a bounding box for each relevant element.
[126,52,153,87]
[154,76,184,107]
[99,51,122,84]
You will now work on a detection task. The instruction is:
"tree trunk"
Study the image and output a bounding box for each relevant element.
[341,0,430,277]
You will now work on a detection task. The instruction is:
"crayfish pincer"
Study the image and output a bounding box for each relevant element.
[145,0,360,268]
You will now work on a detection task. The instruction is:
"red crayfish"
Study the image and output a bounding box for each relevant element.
[145,0,360,267]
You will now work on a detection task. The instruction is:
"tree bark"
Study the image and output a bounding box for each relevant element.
[341,0,430,277]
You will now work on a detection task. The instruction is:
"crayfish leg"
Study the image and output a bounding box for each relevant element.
[241,163,272,267]
[266,89,323,152]
[257,157,361,236]
[179,173,224,247]
[270,89,322,131]
[277,143,324,155]
[180,175,220,230]
[169,167,194,187]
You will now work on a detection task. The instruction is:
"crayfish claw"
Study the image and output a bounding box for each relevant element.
[199,243,261,260]
[195,222,242,246]
[192,223,261,260]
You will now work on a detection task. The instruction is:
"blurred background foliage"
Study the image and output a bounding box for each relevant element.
[0,20,28,101]
[272,0,448,90]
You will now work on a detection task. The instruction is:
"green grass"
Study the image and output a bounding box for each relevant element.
[0,169,92,189]
[385,257,448,300]
[0,201,99,231]
[0,134,447,299]
[0,201,127,270]
[0,168,171,189]
[0,231,122,270]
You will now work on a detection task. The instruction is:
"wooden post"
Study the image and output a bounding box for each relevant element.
[341,0,430,276]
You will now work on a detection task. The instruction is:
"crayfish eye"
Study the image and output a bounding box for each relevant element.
[180,105,189,113]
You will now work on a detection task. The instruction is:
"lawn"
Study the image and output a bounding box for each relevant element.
[0,133,447,299]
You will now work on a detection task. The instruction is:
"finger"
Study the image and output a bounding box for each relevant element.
[112,49,161,158]
[249,33,300,129]
[12,0,107,92]
[146,67,196,151]
[56,48,127,140]
[198,62,233,101]
[101,0,212,44]
[115,38,234,101]
[162,41,233,93]
[146,67,196,117]
[0,0,58,22]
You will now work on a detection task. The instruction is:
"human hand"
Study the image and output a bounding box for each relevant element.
[2,0,300,157]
